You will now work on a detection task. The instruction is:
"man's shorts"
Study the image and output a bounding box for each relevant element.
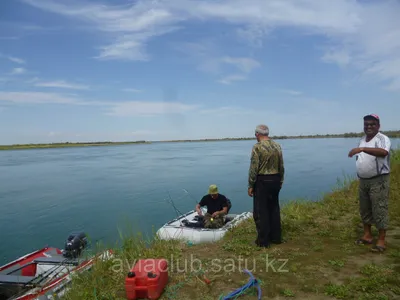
[359,174,390,230]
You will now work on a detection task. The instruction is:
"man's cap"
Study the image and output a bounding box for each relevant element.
[364,114,380,122]
[208,184,218,195]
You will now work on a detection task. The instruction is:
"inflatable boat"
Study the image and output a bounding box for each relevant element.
[156,208,253,244]
[0,232,112,300]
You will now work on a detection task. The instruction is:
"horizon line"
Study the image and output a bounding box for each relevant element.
[1,129,400,147]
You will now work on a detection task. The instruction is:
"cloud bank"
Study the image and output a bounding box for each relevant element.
[21,0,400,92]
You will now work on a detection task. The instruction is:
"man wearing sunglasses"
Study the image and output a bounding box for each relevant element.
[348,114,391,253]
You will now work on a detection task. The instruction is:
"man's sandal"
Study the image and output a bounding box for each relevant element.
[355,238,373,245]
[370,245,386,253]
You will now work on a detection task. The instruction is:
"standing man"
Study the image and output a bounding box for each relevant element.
[248,124,285,248]
[348,114,391,253]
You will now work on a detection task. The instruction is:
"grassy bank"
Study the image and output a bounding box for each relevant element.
[64,150,400,299]
[2,130,400,151]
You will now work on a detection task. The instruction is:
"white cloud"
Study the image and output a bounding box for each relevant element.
[175,41,260,83]
[236,24,271,48]
[0,37,19,40]
[22,0,400,91]
[173,40,221,73]
[23,0,181,61]
[34,80,90,90]
[199,106,256,116]
[8,57,25,64]
[26,77,40,83]
[363,58,400,91]
[94,27,179,61]
[0,92,79,104]
[178,0,362,34]
[386,79,400,92]
[217,74,247,85]
[11,68,26,75]
[106,101,199,116]
[221,56,261,73]
[279,89,303,96]
[321,49,350,67]
[0,91,199,116]
[1,90,267,118]
[0,53,25,64]
[122,88,142,93]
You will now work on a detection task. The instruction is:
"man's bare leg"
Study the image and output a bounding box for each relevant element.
[362,224,373,242]
[376,229,386,248]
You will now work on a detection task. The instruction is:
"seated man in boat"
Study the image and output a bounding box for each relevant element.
[195,184,231,229]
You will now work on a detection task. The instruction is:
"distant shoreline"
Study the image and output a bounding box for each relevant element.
[1,130,399,151]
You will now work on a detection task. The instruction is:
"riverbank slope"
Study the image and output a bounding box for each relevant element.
[64,149,400,300]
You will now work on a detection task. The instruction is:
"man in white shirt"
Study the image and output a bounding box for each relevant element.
[348,114,391,253]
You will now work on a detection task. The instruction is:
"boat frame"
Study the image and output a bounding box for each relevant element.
[156,208,253,244]
[0,235,112,300]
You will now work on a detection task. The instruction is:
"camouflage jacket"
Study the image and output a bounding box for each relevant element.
[248,139,285,188]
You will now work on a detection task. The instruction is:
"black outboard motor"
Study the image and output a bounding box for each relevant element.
[62,232,88,258]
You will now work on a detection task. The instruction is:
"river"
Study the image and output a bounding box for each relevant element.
[1,137,399,265]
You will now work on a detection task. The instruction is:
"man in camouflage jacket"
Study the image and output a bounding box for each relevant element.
[248,124,285,248]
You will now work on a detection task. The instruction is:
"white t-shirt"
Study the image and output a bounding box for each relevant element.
[355,132,391,179]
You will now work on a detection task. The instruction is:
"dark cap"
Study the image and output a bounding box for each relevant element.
[363,114,380,122]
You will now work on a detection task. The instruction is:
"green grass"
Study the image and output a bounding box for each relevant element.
[62,148,400,299]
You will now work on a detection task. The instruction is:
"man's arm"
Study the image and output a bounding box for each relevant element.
[369,135,391,157]
[196,197,206,215]
[360,147,388,157]
[221,206,228,214]
[349,137,365,157]
[212,206,228,217]
[278,146,285,184]
[349,146,389,158]
[349,136,391,158]
[248,147,259,189]
[212,197,229,217]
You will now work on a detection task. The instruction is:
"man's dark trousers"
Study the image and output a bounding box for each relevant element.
[253,174,282,247]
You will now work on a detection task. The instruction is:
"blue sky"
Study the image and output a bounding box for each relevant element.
[0,0,399,144]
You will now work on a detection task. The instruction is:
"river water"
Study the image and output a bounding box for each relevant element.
[1,137,399,265]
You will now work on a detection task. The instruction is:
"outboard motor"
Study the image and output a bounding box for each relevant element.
[62,232,88,258]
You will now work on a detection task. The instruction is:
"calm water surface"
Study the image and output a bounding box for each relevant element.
[1,138,399,264]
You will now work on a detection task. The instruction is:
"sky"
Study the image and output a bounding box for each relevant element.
[0,0,399,144]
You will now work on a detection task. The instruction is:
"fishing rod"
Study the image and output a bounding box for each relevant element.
[183,189,205,217]
[37,256,86,288]
[165,190,191,225]
[166,190,184,216]
[9,258,72,299]
[32,249,94,288]
[30,258,72,286]
[34,265,69,287]
[182,188,199,205]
